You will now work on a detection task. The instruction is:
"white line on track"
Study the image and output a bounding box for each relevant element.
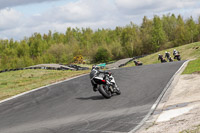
[128,60,189,133]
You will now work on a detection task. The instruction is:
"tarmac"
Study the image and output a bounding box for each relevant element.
[137,61,200,133]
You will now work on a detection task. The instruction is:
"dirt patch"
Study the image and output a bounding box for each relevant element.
[192,71,200,74]
[137,74,200,133]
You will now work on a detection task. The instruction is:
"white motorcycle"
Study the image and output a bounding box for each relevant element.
[90,67,121,99]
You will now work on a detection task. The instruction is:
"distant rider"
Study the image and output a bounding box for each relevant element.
[158,54,167,63]
[165,51,170,61]
[173,49,181,61]
[134,60,143,66]
[173,49,178,56]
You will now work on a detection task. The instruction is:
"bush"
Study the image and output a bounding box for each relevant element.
[73,55,85,64]
[94,47,110,63]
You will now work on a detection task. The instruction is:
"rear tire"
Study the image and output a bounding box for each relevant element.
[99,84,112,99]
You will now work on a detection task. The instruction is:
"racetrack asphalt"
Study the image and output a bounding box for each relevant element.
[0,61,185,133]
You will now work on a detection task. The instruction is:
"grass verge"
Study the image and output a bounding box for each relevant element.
[182,58,200,74]
[0,69,90,101]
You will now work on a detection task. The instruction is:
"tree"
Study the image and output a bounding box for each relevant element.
[94,47,110,63]
[47,43,73,64]
[198,16,200,41]
[151,16,167,52]
[16,40,29,57]
[162,14,177,41]
[174,15,187,46]
[140,16,153,54]
[121,22,141,57]
[185,16,199,43]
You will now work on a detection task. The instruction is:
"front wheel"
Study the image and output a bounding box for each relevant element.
[115,87,121,95]
[99,84,112,99]
[177,56,181,61]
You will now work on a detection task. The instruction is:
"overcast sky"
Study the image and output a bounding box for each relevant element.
[0,0,200,40]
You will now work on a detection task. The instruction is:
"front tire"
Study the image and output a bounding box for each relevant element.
[115,87,121,95]
[177,56,181,61]
[99,84,112,99]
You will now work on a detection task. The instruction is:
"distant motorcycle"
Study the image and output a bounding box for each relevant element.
[158,54,167,63]
[90,66,121,99]
[174,53,181,61]
[168,56,173,62]
[134,60,143,66]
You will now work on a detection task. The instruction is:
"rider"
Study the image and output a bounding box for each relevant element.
[90,65,118,92]
[173,49,181,60]
[165,51,170,60]
[90,65,109,91]
[133,60,143,66]
[158,54,163,61]
[158,54,167,63]
[173,49,178,56]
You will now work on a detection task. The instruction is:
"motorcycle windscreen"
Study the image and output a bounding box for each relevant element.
[90,70,97,79]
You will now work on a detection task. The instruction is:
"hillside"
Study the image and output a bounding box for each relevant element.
[126,42,200,67]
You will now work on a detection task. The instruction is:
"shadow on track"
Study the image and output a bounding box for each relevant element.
[76,95,106,100]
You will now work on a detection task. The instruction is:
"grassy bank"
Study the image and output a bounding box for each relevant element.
[0,69,90,101]
[182,58,200,74]
[126,42,200,67]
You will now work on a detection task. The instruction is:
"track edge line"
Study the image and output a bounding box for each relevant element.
[128,60,190,133]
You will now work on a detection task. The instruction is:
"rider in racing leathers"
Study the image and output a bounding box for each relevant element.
[165,51,170,61]
[90,65,118,92]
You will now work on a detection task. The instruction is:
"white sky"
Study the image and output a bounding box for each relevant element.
[0,0,200,40]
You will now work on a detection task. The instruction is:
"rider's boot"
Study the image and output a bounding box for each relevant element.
[93,85,98,92]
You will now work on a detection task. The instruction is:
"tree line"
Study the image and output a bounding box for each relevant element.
[0,14,200,70]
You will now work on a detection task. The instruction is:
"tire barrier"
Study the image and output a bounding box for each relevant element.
[0,64,89,74]
[68,65,89,70]
[118,58,134,67]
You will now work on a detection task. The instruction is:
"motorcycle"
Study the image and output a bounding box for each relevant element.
[90,69,121,99]
[174,54,181,61]
[158,54,167,63]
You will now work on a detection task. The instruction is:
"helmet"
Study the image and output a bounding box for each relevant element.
[92,65,99,70]
[165,51,167,53]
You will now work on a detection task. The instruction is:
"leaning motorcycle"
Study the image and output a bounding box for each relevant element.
[174,54,181,61]
[90,70,121,99]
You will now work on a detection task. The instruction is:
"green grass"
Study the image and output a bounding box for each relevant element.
[126,42,200,68]
[182,58,200,74]
[0,69,90,101]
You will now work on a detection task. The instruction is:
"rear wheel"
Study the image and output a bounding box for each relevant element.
[99,84,112,99]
